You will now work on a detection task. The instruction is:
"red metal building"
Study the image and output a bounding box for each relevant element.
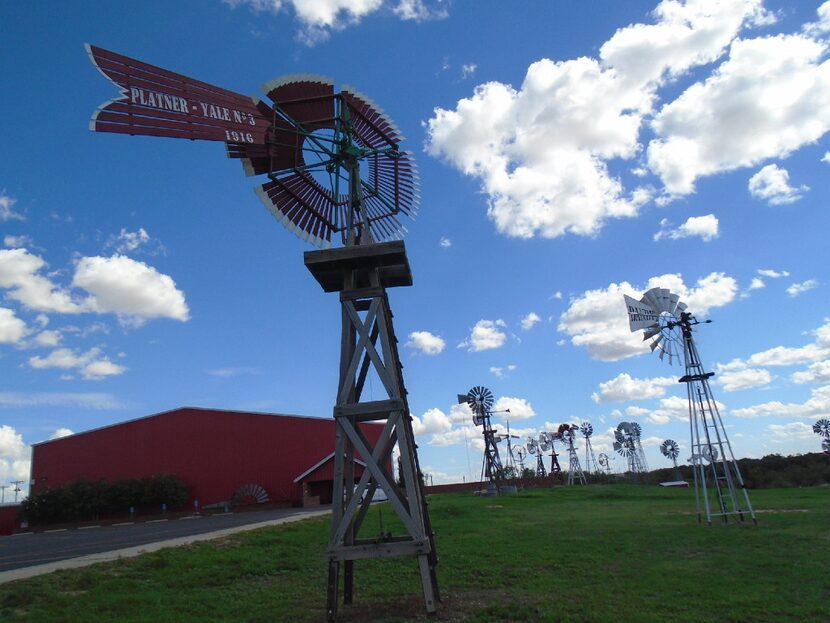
[29,407,386,509]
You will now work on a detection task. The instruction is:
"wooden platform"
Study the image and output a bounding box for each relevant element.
[304,241,412,293]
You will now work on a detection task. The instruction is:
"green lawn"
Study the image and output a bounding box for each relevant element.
[2,485,828,622]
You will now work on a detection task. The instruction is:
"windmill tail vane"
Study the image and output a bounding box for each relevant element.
[86,44,419,249]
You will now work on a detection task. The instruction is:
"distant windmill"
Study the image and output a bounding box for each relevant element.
[624,287,755,525]
[660,439,682,481]
[629,422,649,472]
[558,424,587,485]
[459,387,504,491]
[527,435,547,477]
[598,453,612,476]
[580,422,600,474]
[613,422,645,477]
[814,419,830,457]
[513,445,528,474]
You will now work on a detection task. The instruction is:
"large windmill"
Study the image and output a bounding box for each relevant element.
[87,45,438,618]
[624,287,755,525]
[459,387,504,491]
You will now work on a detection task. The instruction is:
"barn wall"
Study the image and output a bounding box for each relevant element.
[30,408,385,509]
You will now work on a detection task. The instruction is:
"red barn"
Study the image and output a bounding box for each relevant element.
[29,407,386,509]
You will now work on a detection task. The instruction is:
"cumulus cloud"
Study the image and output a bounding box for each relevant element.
[732,384,830,418]
[4,235,33,248]
[758,269,790,279]
[439,236,452,248]
[793,360,830,384]
[0,307,29,345]
[107,227,164,255]
[0,192,24,222]
[634,394,725,425]
[411,407,453,437]
[0,249,83,314]
[49,427,74,440]
[72,255,190,326]
[748,164,809,205]
[558,271,737,361]
[459,319,507,351]
[0,392,121,409]
[591,372,676,404]
[0,425,30,494]
[654,214,719,241]
[520,312,541,330]
[393,0,448,22]
[493,396,536,420]
[648,34,830,195]
[786,279,818,297]
[426,1,773,238]
[406,330,446,355]
[490,364,516,378]
[714,359,772,392]
[29,347,127,380]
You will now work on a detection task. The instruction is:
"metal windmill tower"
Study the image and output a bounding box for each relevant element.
[513,445,528,475]
[527,436,547,477]
[459,387,504,491]
[660,439,683,481]
[87,45,438,618]
[545,432,563,474]
[494,421,520,479]
[629,422,649,472]
[579,422,600,474]
[558,424,587,485]
[614,422,645,476]
[624,287,755,525]
[598,453,613,476]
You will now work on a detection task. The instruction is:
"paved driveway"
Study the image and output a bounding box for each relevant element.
[0,506,329,580]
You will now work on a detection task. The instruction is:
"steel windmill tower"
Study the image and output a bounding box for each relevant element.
[86,45,438,618]
[558,424,587,485]
[527,435,547,477]
[624,287,755,525]
[459,387,504,491]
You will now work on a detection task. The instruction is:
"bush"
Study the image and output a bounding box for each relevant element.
[20,474,189,525]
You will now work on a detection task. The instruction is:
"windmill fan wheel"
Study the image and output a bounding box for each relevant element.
[813,418,830,439]
[232,483,270,507]
[467,386,494,415]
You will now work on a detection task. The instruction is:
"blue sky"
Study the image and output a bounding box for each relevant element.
[2,0,830,495]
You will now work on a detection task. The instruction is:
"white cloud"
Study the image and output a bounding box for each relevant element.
[207,367,262,378]
[748,164,809,205]
[648,34,830,195]
[558,271,737,361]
[804,1,830,36]
[460,63,477,79]
[654,214,719,241]
[406,330,446,355]
[439,236,452,248]
[0,425,30,494]
[393,0,448,22]
[49,427,74,440]
[459,319,507,352]
[411,407,453,437]
[793,360,830,384]
[4,235,33,248]
[634,394,725,425]
[72,255,190,326]
[749,344,829,367]
[0,307,29,344]
[0,392,121,409]
[714,359,772,392]
[32,329,62,347]
[823,151,830,163]
[490,364,516,378]
[768,421,817,443]
[748,277,765,290]
[757,269,789,279]
[493,396,536,420]
[591,372,676,404]
[732,384,830,418]
[786,279,818,297]
[0,249,83,314]
[0,192,24,222]
[520,312,541,330]
[108,228,151,254]
[28,347,127,380]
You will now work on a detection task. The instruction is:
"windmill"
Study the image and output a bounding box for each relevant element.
[629,421,649,472]
[660,439,683,482]
[512,445,528,475]
[459,387,504,491]
[545,432,562,474]
[579,422,600,474]
[87,46,438,619]
[613,422,645,476]
[598,453,613,476]
[527,436,547,477]
[814,419,830,456]
[558,424,587,485]
[624,287,755,525]
[495,426,521,479]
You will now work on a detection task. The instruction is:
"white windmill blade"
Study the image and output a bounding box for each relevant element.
[650,334,663,352]
[676,301,688,313]
[667,292,680,314]
[656,288,674,313]
[641,287,663,312]
[643,326,661,340]
[623,294,659,332]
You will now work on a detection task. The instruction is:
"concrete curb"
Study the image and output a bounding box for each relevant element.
[0,509,329,585]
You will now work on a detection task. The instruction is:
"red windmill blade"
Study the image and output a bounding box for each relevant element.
[87,45,419,248]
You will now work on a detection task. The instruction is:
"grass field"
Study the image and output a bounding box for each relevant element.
[1,485,828,622]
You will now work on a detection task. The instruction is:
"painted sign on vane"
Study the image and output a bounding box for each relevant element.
[87,44,271,144]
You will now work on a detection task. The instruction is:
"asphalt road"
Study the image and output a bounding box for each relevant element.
[0,506,329,573]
